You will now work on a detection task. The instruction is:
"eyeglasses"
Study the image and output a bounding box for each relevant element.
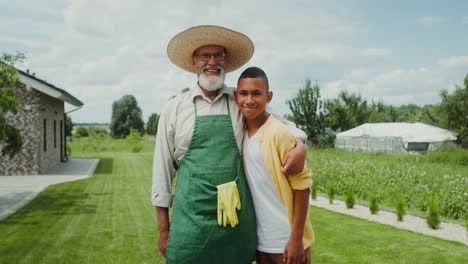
[194,52,226,61]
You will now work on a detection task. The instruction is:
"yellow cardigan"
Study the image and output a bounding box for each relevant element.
[244,115,315,250]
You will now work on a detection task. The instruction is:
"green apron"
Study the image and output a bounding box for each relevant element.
[166,95,257,264]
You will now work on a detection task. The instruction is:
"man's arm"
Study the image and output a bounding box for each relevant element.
[270,112,307,176]
[283,188,310,264]
[151,103,177,257]
[281,139,306,176]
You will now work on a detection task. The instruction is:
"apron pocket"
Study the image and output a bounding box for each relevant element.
[188,169,236,219]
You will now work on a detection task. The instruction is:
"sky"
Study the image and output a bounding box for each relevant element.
[1,0,467,123]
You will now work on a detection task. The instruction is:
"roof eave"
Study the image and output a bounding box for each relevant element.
[17,70,83,107]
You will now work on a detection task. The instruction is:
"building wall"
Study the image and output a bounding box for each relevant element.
[0,82,42,175]
[38,92,64,173]
[335,136,455,154]
[335,136,405,154]
[0,81,65,175]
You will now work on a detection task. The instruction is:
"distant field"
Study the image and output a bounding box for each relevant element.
[307,147,468,221]
[72,124,110,134]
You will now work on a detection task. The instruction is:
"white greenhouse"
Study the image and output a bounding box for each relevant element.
[334,122,457,154]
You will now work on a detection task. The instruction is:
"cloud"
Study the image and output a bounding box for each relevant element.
[13,0,367,122]
[320,57,468,107]
[344,68,370,80]
[4,0,465,122]
[463,16,468,24]
[439,56,468,67]
[417,16,442,26]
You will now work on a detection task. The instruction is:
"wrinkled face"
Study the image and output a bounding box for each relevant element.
[193,45,226,91]
[235,77,272,121]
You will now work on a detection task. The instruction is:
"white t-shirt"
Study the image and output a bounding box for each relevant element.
[243,131,291,253]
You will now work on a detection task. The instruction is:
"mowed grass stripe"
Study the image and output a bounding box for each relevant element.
[310,205,468,263]
[0,153,162,264]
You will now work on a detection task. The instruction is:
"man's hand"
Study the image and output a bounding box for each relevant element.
[156,207,170,257]
[283,238,305,264]
[281,139,306,176]
[158,230,169,257]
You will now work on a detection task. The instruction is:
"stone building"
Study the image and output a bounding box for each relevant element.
[0,69,83,175]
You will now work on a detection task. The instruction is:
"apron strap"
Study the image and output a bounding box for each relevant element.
[224,94,231,115]
[193,97,198,117]
[193,93,231,117]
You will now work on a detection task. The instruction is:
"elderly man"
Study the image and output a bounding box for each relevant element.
[152,25,307,263]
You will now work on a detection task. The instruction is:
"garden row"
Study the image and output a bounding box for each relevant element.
[311,181,455,229]
[307,148,467,221]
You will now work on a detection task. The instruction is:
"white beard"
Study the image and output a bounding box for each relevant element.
[198,68,225,92]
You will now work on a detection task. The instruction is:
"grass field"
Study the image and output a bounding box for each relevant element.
[0,136,467,263]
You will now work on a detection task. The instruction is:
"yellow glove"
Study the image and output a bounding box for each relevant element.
[216,181,241,228]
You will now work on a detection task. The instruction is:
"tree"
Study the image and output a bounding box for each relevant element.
[323,91,369,132]
[110,95,144,138]
[393,104,423,122]
[75,127,89,137]
[287,79,324,144]
[367,101,397,123]
[65,115,73,137]
[146,113,160,135]
[0,52,25,158]
[438,74,468,146]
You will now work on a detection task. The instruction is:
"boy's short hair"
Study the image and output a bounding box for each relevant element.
[237,66,269,91]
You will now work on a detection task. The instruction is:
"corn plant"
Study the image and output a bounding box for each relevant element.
[326,180,335,204]
[311,180,318,200]
[345,186,355,209]
[426,196,441,229]
[396,196,406,221]
[369,193,379,214]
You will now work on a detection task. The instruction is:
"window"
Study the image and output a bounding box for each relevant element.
[54,120,57,148]
[407,142,429,151]
[43,119,47,152]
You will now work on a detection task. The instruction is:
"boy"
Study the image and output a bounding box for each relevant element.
[234,67,314,264]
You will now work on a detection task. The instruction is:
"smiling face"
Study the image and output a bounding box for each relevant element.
[235,77,272,122]
[193,45,227,92]
[193,45,226,75]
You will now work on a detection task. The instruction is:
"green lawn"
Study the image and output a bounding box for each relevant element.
[0,137,466,263]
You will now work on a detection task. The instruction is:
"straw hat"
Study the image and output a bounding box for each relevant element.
[167,25,254,73]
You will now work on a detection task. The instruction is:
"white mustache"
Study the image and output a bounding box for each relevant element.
[201,65,223,73]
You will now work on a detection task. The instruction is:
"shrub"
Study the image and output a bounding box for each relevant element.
[316,129,336,148]
[311,179,317,200]
[126,129,142,153]
[130,144,143,153]
[75,127,89,137]
[369,193,379,214]
[89,127,109,136]
[326,180,335,204]
[345,186,355,209]
[66,144,72,158]
[87,132,110,152]
[426,197,441,229]
[396,196,406,221]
